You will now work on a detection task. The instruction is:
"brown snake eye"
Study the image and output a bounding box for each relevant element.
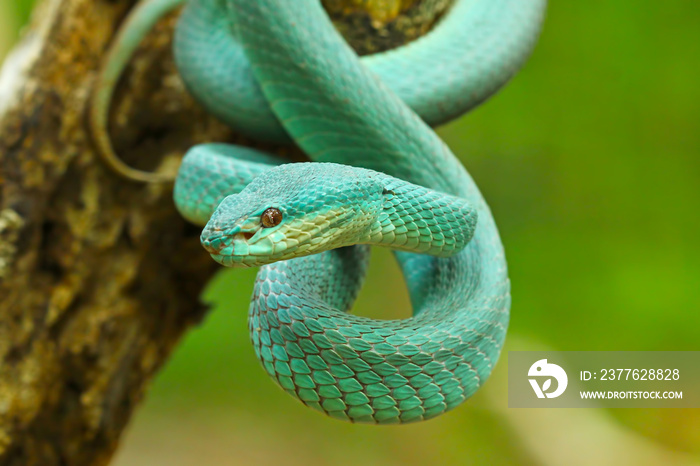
[261,208,283,228]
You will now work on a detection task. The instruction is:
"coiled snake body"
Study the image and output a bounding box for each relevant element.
[91,0,546,423]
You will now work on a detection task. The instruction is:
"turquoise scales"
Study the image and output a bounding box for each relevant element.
[198,162,478,267]
[91,0,547,423]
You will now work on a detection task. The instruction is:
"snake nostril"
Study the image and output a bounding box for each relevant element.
[242,232,254,240]
[201,234,225,254]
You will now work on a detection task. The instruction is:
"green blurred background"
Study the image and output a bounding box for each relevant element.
[2,1,699,465]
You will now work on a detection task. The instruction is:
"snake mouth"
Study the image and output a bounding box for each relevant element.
[202,227,284,268]
[202,231,257,254]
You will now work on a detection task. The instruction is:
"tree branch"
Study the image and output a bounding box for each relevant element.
[0,0,452,464]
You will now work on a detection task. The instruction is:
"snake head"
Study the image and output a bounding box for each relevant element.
[200,163,384,267]
[200,162,477,267]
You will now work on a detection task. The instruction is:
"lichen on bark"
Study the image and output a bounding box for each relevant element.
[325,0,454,55]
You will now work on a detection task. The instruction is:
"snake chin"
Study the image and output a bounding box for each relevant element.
[208,253,256,268]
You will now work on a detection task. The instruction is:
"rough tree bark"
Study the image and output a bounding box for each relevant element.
[0,0,452,464]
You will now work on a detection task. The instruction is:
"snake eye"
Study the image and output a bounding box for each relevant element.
[261,208,283,228]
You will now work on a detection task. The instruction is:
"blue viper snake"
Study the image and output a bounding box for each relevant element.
[90,0,546,423]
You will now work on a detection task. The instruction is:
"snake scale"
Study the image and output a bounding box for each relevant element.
[91,0,546,423]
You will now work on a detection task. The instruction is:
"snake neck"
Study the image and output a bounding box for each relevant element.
[369,176,477,257]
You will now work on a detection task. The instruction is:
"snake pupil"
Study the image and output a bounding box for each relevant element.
[261,208,283,228]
